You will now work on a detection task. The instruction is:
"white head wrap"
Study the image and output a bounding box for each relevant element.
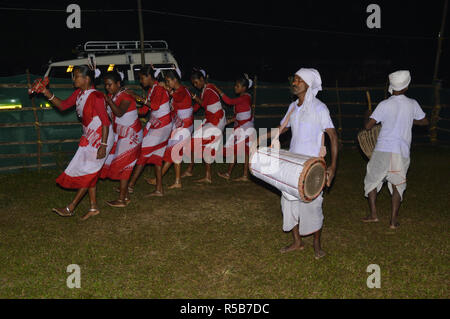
[294,68,322,114]
[388,70,411,94]
[199,69,206,78]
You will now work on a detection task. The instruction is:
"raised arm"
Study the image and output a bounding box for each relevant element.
[43,88,78,111]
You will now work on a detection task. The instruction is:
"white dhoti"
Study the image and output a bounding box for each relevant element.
[364,151,410,200]
[281,192,324,236]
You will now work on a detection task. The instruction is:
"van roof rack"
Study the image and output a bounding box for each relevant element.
[80,41,169,53]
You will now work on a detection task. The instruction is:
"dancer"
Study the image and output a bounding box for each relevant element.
[100,71,143,207]
[148,68,194,189]
[36,65,114,220]
[212,74,255,181]
[182,69,226,183]
[127,66,172,196]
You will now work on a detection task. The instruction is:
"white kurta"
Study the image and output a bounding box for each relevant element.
[364,94,425,200]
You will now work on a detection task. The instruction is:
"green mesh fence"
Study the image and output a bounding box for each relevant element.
[0,74,449,172]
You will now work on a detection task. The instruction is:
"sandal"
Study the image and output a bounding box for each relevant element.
[114,186,134,194]
[106,199,129,208]
[80,208,100,221]
[52,206,74,217]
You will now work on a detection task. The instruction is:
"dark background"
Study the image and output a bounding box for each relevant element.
[0,0,448,86]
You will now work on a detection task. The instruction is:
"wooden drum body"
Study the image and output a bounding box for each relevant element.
[250,147,327,202]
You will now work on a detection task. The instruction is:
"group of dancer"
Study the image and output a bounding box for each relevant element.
[33,64,254,221]
[31,63,428,259]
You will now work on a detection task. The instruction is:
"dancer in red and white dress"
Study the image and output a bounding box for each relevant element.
[40,65,114,220]
[212,74,256,182]
[181,69,226,183]
[147,69,194,189]
[100,71,143,207]
[127,66,172,196]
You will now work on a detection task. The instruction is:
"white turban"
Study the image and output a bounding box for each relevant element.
[295,68,322,114]
[388,70,411,94]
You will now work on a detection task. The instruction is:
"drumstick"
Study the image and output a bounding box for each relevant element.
[270,106,296,148]
[366,91,372,113]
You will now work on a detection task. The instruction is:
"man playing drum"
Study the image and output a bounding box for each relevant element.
[261,68,338,259]
[363,70,429,229]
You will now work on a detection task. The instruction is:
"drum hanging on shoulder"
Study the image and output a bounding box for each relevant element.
[249,147,327,202]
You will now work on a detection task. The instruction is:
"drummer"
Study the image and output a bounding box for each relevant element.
[363,70,428,228]
[261,68,338,259]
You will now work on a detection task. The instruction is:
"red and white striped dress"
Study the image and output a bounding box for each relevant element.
[192,84,226,159]
[222,93,254,156]
[163,85,194,163]
[137,84,172,167]
[100,90,143,180]
[56,88,114,189]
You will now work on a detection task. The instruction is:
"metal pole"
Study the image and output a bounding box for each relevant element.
[432,0,448,83]
[137,0,145,66]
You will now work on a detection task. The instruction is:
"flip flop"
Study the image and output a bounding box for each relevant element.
[52,206,74,217]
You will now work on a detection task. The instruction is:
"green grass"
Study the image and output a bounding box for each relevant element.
[0,146,448,298]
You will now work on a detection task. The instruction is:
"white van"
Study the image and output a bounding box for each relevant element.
[44,40,180,81]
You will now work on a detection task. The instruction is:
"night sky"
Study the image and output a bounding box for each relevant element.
[0,0,448,86]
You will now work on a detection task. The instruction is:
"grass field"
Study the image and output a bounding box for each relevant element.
[0,146,448,298]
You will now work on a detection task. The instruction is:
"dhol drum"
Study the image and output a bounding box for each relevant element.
[250,147,327,202]
[357,124,381,159]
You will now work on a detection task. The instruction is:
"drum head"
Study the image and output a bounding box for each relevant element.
[298,158,326,202]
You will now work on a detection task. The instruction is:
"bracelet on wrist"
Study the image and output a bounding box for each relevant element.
[48,93,55,101]
[100,142,108,146]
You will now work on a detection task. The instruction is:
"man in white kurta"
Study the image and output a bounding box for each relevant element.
[270,68,338,259]
[363,70,428,229]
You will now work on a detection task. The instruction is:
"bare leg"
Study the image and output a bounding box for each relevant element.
[390,185,401,229]
[147,162,172,185]
[196,163,212,183]
[313,228,326,259]
[53,187,88,216]
[363,188,379,222]
[169,163,182,189]
[80,186,100,220]
[280,224,305,253]
[181,162,194,178]
[107,179,130,208]
[146,165,163,197]
[218,159,235,180]
[234,152,250,182]
[128,164,145,189]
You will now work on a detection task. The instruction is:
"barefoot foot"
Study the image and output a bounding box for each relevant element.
[217,172,231,180]
[145,177,156,185]
[195,177,212,184]
[181,171,193,178]
[389,222,400,229]
[168,183,182,189]
[106,199,129,208]
[280,243,305,254]
[314,250,327,259]
[144,191,163,197]
[80,208,100,221]
[233,175,250,182]
[362,216,379,223]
